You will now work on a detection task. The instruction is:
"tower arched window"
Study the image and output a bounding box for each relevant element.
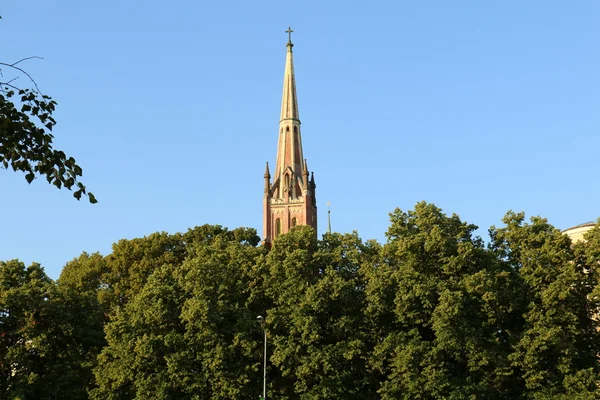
[275,218,281,237]
[294,126,298,134]
[291,217,297,227]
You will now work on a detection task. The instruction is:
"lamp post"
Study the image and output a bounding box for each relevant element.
[257,315,266,400]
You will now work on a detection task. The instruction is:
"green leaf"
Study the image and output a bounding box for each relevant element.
[25,173,35,184]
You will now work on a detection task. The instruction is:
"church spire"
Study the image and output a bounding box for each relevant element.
[274,26,305,182]
[263,28,318,246]
[280,26,299,122]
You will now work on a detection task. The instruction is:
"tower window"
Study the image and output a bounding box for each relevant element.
[294,126,298,134]
[286,126,290,132]
[275,218,281,237]
[291,217,297,227]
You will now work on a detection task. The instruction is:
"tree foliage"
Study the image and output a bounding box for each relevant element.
[89,226,264,400]
[0,260,104,399]
[0,49,96,202]
[5,205,600,398]
[490,213,599,399]
[366,202,519,399]
[264,227,378,399]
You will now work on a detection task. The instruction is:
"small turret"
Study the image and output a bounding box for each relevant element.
[302,159,309,190]
[264,162,271,193]
[310,172,317,206]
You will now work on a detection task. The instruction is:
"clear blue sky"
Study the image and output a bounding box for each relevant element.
[2,1,599,279]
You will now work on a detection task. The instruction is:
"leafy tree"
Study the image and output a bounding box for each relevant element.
[367,202,520,399]
[173,227,264,398]
[51,210,600,399]
[183,224,262,249]
[0,260,104,399]
[91,263,184,400]
[490,212,600,399]
[264,227,377,399]
[99,232,187,314]
[59,251,106,295]
[574,220,600,330]
[0,18,95,202]
[88,225,254,317]
[91,226,264,399]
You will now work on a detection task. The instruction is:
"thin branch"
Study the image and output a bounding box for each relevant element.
[0,61,41,93]
[0,81,22,93]
[10,56,44,66]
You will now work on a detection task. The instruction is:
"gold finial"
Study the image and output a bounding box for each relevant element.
[285,27,294,44]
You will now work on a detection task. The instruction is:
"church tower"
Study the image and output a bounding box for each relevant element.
[263,28,317,245]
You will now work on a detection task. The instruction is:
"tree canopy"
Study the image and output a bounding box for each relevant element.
[0,260,104,399]
[2,204,599,398]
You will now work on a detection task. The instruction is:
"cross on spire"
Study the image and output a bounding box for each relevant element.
[285,27,294,44]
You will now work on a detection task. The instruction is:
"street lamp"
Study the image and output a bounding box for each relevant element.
[257,315,267,400]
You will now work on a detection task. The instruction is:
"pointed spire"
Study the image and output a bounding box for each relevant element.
[274,28,305,182]
[280,27,299,122]
[302,159,309,189]
[264,162,270,193]
[263,29,318,245]
[327,201,331,234]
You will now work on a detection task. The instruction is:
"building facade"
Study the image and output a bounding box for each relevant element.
[263,31,317,246]
[563,221,596,243]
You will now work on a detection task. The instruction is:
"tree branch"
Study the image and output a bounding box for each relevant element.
[0,81,23,93]
[0,59,42,93]
[10,56,44,66]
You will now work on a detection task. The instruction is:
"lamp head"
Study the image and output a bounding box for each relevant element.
[257,315,264,324]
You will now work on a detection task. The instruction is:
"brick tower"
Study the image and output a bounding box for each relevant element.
[263,28,317,246]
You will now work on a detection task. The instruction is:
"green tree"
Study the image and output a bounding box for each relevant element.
[367,202,519,399]
[59,251,106,295]
[0,53,96,202]
[0,260,104,399]
[573,220,600,345]
[264,227,377,399]
[98,232,186,314]
[490,212,600,399]
[91,226,264,399]
[89,225,254,317]
[60,209,600,399]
